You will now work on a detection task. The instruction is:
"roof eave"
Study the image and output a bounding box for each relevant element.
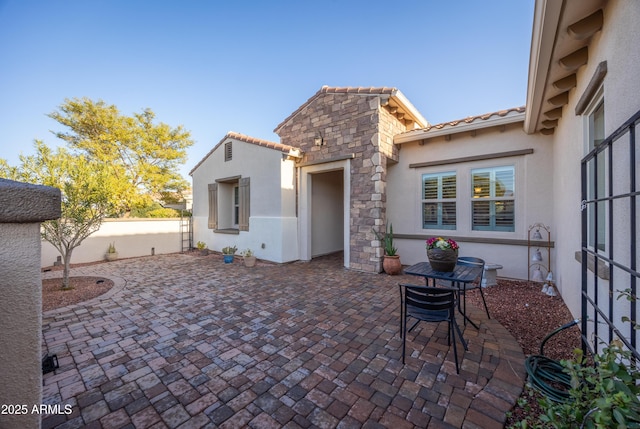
[395,112,526,144]
[524,0,564,134]
[389,90,429,129]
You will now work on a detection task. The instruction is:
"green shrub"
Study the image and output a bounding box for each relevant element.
[130,203,186,218]
[533,344,640,429]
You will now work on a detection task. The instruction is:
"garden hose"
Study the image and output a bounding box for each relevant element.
[524,319,580,403]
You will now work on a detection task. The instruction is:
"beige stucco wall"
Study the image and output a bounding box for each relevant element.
[191,138,298,263]
[0,179,60,429]
[387,122,554,280]
[41,218,183,267]
[550,0,640,318]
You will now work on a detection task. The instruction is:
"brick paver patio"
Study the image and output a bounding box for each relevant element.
[41,253,525,428]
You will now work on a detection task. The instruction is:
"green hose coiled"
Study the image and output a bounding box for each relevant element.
[524,319,580,403]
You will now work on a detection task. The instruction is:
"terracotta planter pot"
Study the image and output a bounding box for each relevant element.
[105,252,118,262]
[243,256,256,267]
[427,248,458,272]
[383,255,402,275]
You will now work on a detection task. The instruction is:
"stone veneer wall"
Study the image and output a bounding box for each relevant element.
[0,179,61,429]
[276,92,408,272]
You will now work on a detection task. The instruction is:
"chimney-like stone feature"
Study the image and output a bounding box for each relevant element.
[0,178,61,428]
[276,90,409,272]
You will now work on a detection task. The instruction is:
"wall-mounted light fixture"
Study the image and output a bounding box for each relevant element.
[284,148,303,161]
[314,132,324,147]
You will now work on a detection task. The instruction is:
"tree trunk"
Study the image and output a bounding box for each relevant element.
[61,249,73,290]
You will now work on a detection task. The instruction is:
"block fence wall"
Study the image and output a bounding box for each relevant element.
[41,218,184,267]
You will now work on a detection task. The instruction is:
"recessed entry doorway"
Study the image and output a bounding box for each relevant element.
[299,160,351,268]
[311,170,344,257]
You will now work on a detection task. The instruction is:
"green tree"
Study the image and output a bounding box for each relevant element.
[1,141,120,289]
[48,97,194,211]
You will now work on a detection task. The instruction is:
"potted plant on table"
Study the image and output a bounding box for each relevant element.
[105,242,118,261]
[221,245,237,264]
[426,237,459,272]
[374,223,402,275]
[241,249,257,267]
[196,241,209,256]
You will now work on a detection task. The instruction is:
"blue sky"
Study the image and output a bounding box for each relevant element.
[0,1,534,179]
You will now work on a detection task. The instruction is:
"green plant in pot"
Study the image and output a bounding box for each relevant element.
[241,249,256,267]
[196,241,208,256]
[374,223,401,275]
[105,242,118,261]
[221,245,237,263]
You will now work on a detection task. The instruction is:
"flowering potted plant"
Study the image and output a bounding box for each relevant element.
[426,237,459,272]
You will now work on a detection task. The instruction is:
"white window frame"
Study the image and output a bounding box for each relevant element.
[421,171,456,230]
[583,87,606,252]
[470,165,515,232]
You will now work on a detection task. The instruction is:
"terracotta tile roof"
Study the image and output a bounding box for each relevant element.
[423,106,526,131]
[274,86,402,133]
[189,132,296,175]
[395,106,526,144]
[224,131,295,153]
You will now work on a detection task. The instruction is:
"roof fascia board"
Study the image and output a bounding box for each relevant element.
[395,112,525,144]
[389,90,429,128]
[524,0,564,134]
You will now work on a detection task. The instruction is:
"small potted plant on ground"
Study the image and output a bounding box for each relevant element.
[196,241,209,256]
[221,245,237,263]
[374,223,402,275]
[241,249,256,267]
[105,242,118,261]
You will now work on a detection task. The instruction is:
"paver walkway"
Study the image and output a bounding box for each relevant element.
[41,253,526,429]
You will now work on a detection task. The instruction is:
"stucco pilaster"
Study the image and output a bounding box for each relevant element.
[0,178,60,429]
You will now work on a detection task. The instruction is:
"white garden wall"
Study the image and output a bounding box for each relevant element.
[41,218,183,267]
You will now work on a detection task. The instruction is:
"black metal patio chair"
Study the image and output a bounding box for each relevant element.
[399,283,468,373]
[456,256,491,323]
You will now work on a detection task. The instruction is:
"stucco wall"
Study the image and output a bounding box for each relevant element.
[41,218,184,267]
[191,138,298,263]
[0,179,60,429]
[387,122,554,280]
[551,0,640,318]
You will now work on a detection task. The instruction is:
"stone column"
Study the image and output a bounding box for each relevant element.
[0,179,60,429]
